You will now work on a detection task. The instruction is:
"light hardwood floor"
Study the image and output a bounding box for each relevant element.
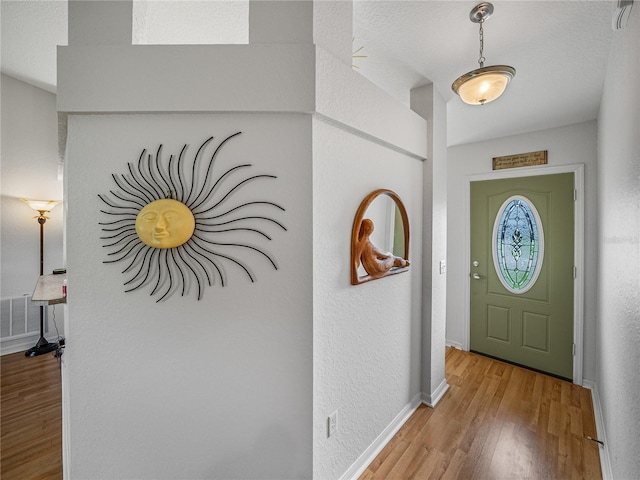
[0,347,602,480]
[360,348,602,480]
[1,350,62,480]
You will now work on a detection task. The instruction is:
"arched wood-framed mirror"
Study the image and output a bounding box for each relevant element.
[351,189,410,285]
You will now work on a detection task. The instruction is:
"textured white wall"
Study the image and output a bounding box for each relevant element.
[410,84,448,402]
[59,4,431,479]
[447,121,599,381]
[133,0,248,45]
[64,113,313,479]
[596,4,640,478]
[1,74,64,350]
[429,88,447,400]
[312,117,423,480]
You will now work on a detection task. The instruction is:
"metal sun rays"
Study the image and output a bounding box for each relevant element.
[98,132,286,302]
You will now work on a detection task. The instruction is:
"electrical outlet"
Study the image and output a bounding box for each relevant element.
[328,410,338,438]
[439,260,446,274]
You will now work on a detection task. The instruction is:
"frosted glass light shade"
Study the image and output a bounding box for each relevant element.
[452,65,516,105]
[21,199,61,213]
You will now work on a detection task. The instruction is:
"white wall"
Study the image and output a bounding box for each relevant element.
[1,73,64,352]
[596,4,640,479]
[65,113,313,479]
[312,117,423,480]
[411,84,448,404]
[59,4,431,479]
[447,120,598,381]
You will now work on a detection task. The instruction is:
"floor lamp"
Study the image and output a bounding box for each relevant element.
[21,199,61,357]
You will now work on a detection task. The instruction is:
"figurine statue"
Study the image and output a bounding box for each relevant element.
[356,218,409,278]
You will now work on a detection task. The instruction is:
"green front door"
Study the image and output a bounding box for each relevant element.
[470,173,574,380]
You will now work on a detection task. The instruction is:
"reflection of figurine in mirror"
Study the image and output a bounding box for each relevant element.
[356,218,410,278]
[135,199,196,248]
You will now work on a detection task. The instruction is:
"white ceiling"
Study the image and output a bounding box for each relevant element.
[1,0,615,146]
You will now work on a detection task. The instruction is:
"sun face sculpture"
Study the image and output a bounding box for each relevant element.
[98,132,286,302]
[135,199,196,249]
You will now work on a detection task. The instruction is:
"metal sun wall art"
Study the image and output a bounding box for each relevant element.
[98,132,286,302]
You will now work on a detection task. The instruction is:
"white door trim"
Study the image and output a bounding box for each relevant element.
[463,164,585,385]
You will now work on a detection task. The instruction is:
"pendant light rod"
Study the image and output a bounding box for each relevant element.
[478,16,485,67]
[472,2,493,68]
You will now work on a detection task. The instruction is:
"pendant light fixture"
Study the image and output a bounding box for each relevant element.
[452,2,515,105]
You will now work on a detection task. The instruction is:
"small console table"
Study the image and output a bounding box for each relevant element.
[26,273,66,357]
[32,273,67,305]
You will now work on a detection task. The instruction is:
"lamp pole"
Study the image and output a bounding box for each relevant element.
[21,200,61,357]
[38,212,45,277]
[26,211,58,356]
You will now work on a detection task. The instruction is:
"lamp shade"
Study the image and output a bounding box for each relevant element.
[21,199,61,213]
[452,65,516,105]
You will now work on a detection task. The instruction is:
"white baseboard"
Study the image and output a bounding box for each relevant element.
[61,357,71,480]
[583,380,612,480]
[422,378,450,408]
[445,339,463,350]
[0,333,60,356]
[339,393,422,480]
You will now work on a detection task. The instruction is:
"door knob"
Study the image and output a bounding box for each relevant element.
[472,273,484,280]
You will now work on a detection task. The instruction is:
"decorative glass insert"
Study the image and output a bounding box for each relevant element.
[492,195,544,294]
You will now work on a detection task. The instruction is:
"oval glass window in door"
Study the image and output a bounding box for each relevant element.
[492,195,544,294]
